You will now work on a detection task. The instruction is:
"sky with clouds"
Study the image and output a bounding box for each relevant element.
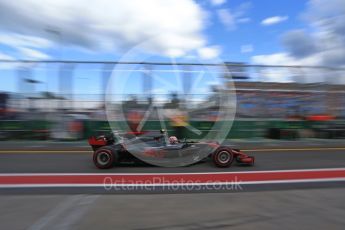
[2,0,344,64]
[0,0,345,93]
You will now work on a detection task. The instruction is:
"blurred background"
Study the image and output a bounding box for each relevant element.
[1,0,345,141]
[1,61,345,141]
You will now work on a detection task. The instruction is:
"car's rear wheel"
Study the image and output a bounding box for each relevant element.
[93,146,116,169]
[212,148,234,167]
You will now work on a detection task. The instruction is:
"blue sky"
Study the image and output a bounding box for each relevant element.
[1,0,345,94]
[201,0,306,62]
[0,0,309,63]
[47,0,307,62]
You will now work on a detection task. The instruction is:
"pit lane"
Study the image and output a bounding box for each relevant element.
[0,148,345,173]
[0,148,345,193]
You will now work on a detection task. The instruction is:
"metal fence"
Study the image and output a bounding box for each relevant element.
[1,59,345,119]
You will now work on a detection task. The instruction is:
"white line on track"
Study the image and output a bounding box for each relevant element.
[1,167,345,176]
[27,196,84,230]
[1,178,345,188]
[27,195,99,230]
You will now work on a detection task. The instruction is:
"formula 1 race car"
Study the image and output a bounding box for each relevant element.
[88,130,255,169]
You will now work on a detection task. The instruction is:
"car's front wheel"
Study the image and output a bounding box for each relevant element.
[93,146,116,169]
[212,148,234,167]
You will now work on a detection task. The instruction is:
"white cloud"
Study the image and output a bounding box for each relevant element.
[0,52,16,69]
[261,16,288,26]
[0,33,52,49]
[17,47,50,60]
[299,0,345,67]
[251,53,299,82]
[0,33,51,60]
[0,52,13,60]
[251,52,326,68]
[0,0,209,58]
[246,0,345,84]
[256,0,345,69]
[303,0,345,22]
[217,9,236,30]
[251,52,326,82]
[241,44,253,53]
[217,2,252,30]
[210,0,226,6]
[251,53,295,65]
[197,46,221,59]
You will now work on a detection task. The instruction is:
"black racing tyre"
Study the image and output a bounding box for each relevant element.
[212,148,234,168]
[93,146,116,169]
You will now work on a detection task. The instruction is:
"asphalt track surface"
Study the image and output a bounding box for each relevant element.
[1,188,344,229]
[0,149,345,173]
[0,147,344,194]
[1,146,345,229]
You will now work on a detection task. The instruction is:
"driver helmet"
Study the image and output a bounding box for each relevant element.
[169,136,178,144]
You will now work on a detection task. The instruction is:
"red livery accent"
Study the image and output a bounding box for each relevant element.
[88,136,107,146]
[126,131,147,135]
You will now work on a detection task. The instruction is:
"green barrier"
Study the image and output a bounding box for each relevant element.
[0,120,51,139]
